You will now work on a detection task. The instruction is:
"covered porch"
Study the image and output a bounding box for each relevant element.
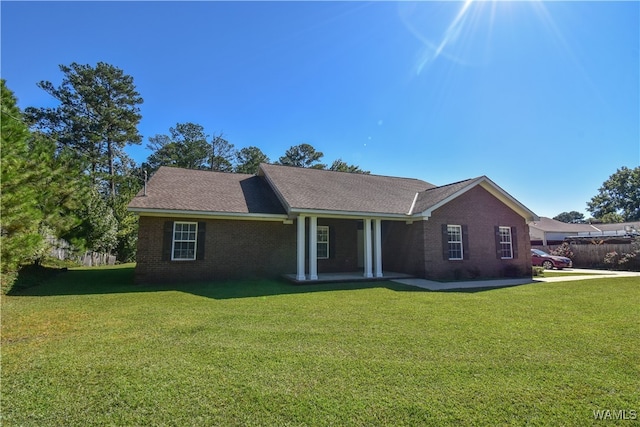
[293,215,403,282]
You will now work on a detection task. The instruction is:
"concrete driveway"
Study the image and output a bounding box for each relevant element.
[393,268,640,291]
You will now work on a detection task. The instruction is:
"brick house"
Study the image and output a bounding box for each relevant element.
[128,164,538,283]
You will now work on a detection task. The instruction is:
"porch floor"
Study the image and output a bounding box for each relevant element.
[283,271,414,284]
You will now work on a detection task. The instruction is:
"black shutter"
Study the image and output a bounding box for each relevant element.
[462,225,469,260]
[511,226,518,259]
[494,226,502,259]
[329,226,336,259]
[162,221,174,261]
[441,224,449,260]
[196,222,206,260]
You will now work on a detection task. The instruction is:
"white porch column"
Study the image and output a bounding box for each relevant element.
[309,216,318,280]
[296,215,306,281]
[374,219,383,278]
[363,218,373,278]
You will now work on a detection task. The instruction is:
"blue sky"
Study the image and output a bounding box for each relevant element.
[2,1,638,219]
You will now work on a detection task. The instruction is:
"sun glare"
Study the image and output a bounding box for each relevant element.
[399,0,568,75]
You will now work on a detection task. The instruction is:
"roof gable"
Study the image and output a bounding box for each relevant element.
[412,176,539,222]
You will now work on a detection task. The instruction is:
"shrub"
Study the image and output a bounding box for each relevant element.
[532,266,545,277]
[551,243,574,260]
[616,239,639,271]
[603,251,619,268]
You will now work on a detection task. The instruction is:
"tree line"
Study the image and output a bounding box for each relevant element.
[0,62,366,291]
[142,124,368,176]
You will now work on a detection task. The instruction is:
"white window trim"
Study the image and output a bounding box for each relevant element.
[317,225,329,259]
[172,221,198,261]
[499,226,513,259]
[448,225,463,260]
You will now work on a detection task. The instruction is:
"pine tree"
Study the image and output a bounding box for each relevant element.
[1,80,45,290]
[25,62,143,199]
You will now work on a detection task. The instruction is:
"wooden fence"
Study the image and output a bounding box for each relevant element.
[532,243,637,269]
[47,236,116,267]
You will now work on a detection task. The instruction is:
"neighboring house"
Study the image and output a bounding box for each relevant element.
[529,217,640,245]
[529,217,599,245]
[128,164,538,283]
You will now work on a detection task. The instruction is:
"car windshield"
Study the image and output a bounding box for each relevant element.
[531,249,549,256]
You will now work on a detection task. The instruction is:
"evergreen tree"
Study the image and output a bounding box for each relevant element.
[278,143,326,169]
[65,189,118,254]
[329,159,370,174]
[25,62,143,198]
[28,133,87,263]
[146,124,237,173]
[1,80,45,289]
[146,122,210,172]
[235,146,270,174]
[209,133,236,172]
[111,163,143,262]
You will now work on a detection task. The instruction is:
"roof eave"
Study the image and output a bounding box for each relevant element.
[128,207,290,222]
[288,208,412,221]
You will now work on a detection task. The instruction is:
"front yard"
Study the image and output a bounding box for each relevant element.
[2,265,638,426]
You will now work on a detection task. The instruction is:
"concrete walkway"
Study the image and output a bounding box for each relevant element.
[392,269,640,291]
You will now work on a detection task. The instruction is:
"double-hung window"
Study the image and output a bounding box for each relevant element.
[317,226,329,259]
[447,225,463,260]
[172,222,198,261]
[498,226,513,259]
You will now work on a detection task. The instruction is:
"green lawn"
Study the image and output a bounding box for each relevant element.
[540,271,608,278]
[2,265,638,426]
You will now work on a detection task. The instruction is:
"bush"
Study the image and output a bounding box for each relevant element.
[551,243,574,260]
[532,266,545,277]
[602,239,640,271]
[603,251,619,268]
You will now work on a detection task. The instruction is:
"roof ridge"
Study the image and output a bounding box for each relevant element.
[260,163,432,184]
[156,165,253,177]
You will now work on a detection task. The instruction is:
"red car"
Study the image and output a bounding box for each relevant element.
[531,249,572,270]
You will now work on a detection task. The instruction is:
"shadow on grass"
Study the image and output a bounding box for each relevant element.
[8,265,432,299]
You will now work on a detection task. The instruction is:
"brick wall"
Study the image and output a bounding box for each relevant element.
[135,216,296,283]
[135,185,532,283]
[423,186,532,280]
[382,221,427,277]
[316,218,359,273]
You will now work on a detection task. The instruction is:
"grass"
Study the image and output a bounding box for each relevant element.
[2,265,639,426]
[541,271,609,278]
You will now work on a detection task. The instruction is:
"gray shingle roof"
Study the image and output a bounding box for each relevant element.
[411,178,479,214]
[128,164,536,221]
[128,166,287,215]
[528,217,598,233]
[258,163,435,215]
